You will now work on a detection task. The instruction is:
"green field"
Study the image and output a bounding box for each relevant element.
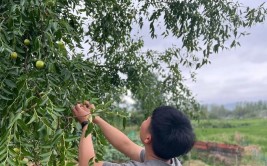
[108,119,267,165]
[192,118,267,165]
[126,118,267,154]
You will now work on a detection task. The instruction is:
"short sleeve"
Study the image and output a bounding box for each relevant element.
[139,149,145,162]
[103,162,121,166]
[103,161,136,166]
[103,150,145,166]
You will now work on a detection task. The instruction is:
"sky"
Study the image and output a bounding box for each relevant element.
[187,21,267,105]
[79,1,267,106]
[138,1,267,105]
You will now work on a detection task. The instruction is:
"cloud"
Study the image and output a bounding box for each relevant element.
[187,21,267,104]
[138,11,267,104]
[131,0,267,105]
[190,68,267,104]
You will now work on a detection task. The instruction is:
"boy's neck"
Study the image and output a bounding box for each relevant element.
[144,145,171,164]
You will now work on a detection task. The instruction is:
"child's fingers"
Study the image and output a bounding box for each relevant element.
[84,100,95,110]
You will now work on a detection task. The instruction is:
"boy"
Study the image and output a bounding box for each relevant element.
[72,101,195,166]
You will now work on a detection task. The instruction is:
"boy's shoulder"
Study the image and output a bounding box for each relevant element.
[103,149,182,166]
[103,158,182,166]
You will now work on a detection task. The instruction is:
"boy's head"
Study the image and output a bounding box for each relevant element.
[141,106,195,160]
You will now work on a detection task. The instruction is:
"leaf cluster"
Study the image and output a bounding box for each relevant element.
[0,0,266,164]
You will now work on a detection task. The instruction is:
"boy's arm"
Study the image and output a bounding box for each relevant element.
[78,126,95,166]
[72,103,103,166]
[93,116,143,161]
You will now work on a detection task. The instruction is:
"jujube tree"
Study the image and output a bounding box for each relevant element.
[0,0,266,165]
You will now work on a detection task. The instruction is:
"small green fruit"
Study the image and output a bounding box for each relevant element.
[24,39,30,46]
[57,41,65,49]
[10,52,18,59]
[36,60,45,69]
[46,0,55,7]
[13,148,20,153]
[127,14,134,19]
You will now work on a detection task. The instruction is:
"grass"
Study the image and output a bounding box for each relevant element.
[125,119,267,154]
[122,119,267,165]
[193,119,267,153]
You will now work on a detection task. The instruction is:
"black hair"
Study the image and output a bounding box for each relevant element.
[150,106,195,160]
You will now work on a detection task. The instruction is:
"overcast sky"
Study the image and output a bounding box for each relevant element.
[187,21,267,105]
[138,1,267,105]
[187,0,267,105]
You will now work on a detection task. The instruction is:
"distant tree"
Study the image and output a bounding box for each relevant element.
[233,101,267,118]
[208,105,231,119]
[198,105,209,119]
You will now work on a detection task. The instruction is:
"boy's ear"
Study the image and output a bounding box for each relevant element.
[144,134,152,144]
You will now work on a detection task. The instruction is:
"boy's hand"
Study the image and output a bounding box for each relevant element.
[72,101,95,123]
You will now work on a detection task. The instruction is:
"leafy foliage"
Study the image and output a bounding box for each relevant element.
[200,101,267,119]
[139,0,267,68]
[0,0,266,164]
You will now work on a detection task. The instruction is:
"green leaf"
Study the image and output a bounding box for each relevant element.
[8,113,22,128]
[51,129,63,145]
[0,94,12,101]
[104,100,114,108]
[0,148,7,156]
[40,118,53,129]
[65,136,80,142]
[0,154,7,163]
[40,145,52,149]
[40,151,52,158]
[195,63,201,70]
[40,97,49,106]
[8,148,17,157]
[7,157,16,166]
[89,98,99,104]
[17,119,29,131]
[15,47,25,54]
[0,131,9,146]
[24,96,37,108]
[85,123,94,137]
[53,107,65,112]
[27,110,38,125]
[40,151,52,164]
[2,88,13,95]
[20,0,26,7]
